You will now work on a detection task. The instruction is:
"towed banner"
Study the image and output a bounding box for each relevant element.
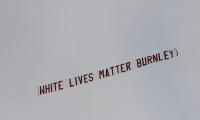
[39,48,179,96]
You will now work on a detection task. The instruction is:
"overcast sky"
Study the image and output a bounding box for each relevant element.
[0,0,200,120]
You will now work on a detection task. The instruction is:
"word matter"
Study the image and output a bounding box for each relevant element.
[38,48,178,96]
[98,61,132,79]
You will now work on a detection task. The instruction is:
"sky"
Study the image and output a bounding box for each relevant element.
[0,0,200,120]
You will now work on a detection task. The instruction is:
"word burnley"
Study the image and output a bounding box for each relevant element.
[38,48,179,96]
